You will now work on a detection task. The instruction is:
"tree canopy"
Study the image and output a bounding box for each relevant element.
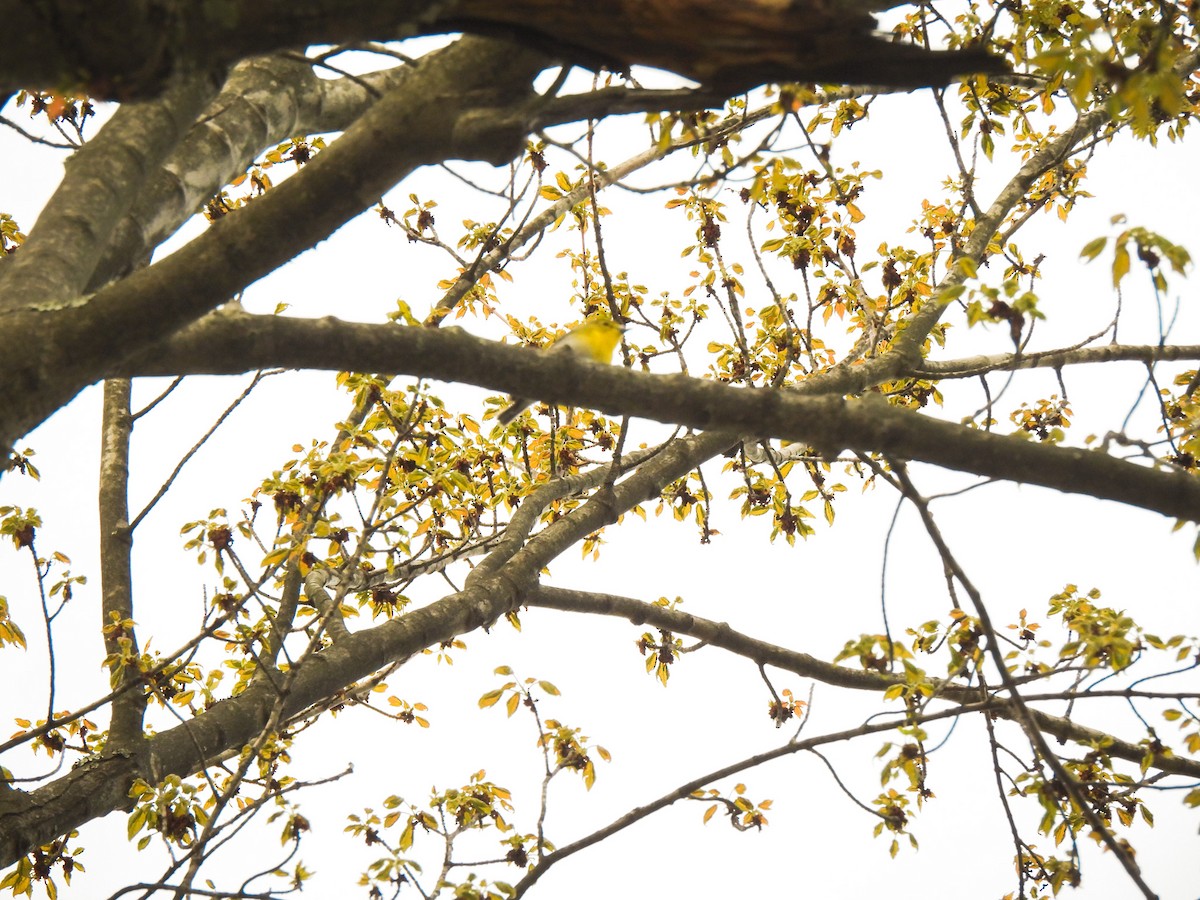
[1,1,1199,898]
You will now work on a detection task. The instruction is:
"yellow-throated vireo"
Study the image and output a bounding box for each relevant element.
[497,318,625,425]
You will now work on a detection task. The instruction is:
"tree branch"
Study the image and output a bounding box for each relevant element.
[0,37,549,449]
[0,74,217,309]
[525,585,1200,779]
[98,379,146,750]
[122,315,1200,522]
[920,343,1200,378]
[86,53,414,293]
[0,0,1005,100]
[0,423,721,866]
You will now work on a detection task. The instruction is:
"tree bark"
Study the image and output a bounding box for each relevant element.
[0,0,1004,100]
[0,37,548,454]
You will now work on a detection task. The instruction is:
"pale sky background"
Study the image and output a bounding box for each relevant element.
[1,37,1199,900]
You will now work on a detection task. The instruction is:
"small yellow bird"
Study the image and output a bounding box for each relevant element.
[496,318,625,425]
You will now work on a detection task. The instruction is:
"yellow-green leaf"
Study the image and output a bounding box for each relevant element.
[1079,236,1107,261]
[1112,244,1131,286]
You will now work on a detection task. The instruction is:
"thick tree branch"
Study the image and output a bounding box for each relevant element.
[86,53,415,293]
[86,49,456,295]
[0,75,217,309]
[0,37,549,451]
[0,418,718,865]
[3,38,773,456]
[0,580,498,866]
[123,315,1200,522]
[98,379,146,750]
[0,0,1005,100]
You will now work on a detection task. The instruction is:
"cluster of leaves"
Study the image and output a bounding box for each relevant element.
[0,596,24,651]
[8,91,96,146]
[637,627,683,685]
[694,782,773,830]
[204,137,327,220]
[0,213,24,255]
[8,714,99,762]
[346,771,522,900]
[479,669,610,789]
[0,507,84,671]
[127,776,211,851]
[341,672,610,897]
[0,832,82,900]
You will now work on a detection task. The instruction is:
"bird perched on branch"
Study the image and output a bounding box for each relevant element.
[496,318,625,425]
